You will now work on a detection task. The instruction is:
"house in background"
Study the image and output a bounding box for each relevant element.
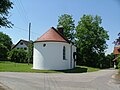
[113,46,120,55]
[33,27,76,70]
[12,39,29,51]
[113,45,120,68]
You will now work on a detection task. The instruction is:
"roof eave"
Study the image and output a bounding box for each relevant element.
[34,40,69,43]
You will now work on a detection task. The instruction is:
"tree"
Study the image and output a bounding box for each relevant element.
[113,33,120,46]
[75,15,109,67]
[0,32,12,60]
[98,53,114,69]
[57,14,75,41]
[0,0,13,28]
[105,53,115,68]
[0,32,12,50]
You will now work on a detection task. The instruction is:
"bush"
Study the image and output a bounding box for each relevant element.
[117,55,120,69]
[8,49,28,63]
[118,62,120,69]
[99,53,115,69]
[0,44,8,61]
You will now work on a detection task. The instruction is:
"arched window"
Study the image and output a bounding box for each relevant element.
[73,52,77,61]
[63,46,66,60]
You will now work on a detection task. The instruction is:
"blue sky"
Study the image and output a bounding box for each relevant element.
[0,0,120,54]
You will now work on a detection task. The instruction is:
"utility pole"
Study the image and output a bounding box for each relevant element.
[28,22,31,65]
[29,23,31,41]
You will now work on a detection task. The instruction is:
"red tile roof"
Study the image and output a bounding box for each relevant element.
[35,27,69,43]
[113,46,120,55]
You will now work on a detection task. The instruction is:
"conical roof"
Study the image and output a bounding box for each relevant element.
[35,27,69,43]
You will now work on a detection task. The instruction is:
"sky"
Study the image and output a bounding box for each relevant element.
[0,0,120,54]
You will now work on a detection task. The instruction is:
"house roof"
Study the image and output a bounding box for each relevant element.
[113,46,120,55]
[35,27,70,43]
[12,39,30,49]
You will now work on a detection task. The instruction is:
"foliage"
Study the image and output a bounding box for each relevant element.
[75,15,109,67]
[0,0,13,28]
[116,55,120,69]
[57,14,75,41]
[0,61,100,73]
[0,32,12,50]
[118,62,120,69]
[0,32,12,60]
[105,53,115,68]
[0,43,8,61]
[98,53,115,69]
[8,49,28,63]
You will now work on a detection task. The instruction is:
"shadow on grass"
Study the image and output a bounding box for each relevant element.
[55,67,88,73]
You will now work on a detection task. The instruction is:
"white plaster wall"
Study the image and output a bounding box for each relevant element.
[33,42,72,70]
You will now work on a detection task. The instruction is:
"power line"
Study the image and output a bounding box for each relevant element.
[12,0,40,41]
[18,0,30,22]
[13,26,40,41]
[13,25,40,36]
[14,26,27,31]
[14,0,30,25]
[13,1,28,25]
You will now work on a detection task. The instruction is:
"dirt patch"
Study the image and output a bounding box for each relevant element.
[115,74,120,79]
[0,82,11,90]
[112,74,120,84]
[0,85,6,90]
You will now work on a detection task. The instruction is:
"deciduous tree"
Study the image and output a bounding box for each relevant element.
[0,32,12,60]
[0,32,12,50]
[0,0,13,28]
[75,15,109,67]
[57,14,75,41]
[113,33,120,46]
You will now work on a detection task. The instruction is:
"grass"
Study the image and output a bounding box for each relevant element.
[0,61,100,73]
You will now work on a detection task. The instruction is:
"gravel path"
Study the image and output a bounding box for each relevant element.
[0,69,120,90]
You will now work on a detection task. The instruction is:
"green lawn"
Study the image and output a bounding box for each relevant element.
[0,61,100,73]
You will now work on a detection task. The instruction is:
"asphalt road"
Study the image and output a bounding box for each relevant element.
[0,69,120,90]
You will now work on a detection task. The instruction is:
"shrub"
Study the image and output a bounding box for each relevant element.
[117,55,120,69]
[0,44,8,61]
[118,62,120,69]
[8,49,28,63]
